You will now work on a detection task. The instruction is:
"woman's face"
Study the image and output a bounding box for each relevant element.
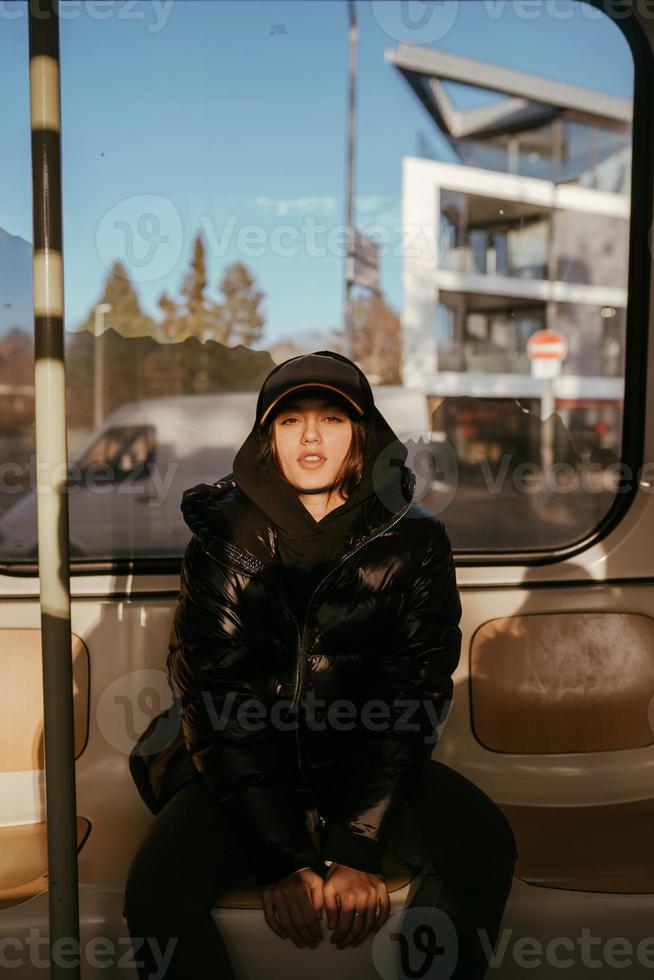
[272,394,353,489]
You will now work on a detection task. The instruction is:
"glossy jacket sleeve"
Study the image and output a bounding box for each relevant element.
[320,522,462,875]
[166,535,324,888]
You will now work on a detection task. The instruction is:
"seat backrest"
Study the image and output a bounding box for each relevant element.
[470,611,654,752]
[0,629,89,826]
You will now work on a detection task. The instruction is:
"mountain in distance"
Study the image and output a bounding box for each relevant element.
[0,227,32,336]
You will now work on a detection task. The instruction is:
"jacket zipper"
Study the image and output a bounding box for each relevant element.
[281,603,313,792]
[283,484,416,817]
[288,488,415,714]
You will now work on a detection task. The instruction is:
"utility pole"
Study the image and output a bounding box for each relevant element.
[343,1,357,359]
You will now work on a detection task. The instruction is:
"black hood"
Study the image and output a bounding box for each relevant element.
[232,351,411,593]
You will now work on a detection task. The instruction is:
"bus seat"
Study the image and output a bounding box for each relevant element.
[208,836,426,980]
[0,817,91,910]
[0,629,91,908]
[470,611,654,893]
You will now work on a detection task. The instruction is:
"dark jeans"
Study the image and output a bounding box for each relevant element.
[122,759,518,980]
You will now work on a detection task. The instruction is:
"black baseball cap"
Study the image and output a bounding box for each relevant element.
[257,352,366,427]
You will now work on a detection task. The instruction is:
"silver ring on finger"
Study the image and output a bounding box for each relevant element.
[353,911,362,918]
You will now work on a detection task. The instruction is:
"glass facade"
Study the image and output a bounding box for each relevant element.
[440,190,549,280]
[450,118,631,195]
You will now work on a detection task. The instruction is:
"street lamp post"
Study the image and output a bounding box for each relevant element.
[93,302,112,431]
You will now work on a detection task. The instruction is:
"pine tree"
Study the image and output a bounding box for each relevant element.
[156,290,180,343]
[178,233,208,340]
[155,234,266,346]
[216,261,265,347]
[75,261,157,339]
[156,233,222,343]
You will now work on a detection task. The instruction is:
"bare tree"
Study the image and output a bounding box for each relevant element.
[350,294,402,384]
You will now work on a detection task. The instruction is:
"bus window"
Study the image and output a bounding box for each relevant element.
[0,1,637,564]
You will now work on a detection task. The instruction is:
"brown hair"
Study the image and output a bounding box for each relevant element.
[256,398,366,503]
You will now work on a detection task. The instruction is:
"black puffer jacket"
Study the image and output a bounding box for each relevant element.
[164,462,462,889]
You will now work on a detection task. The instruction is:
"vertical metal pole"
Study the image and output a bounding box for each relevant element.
[545,125,561,474]
[344,0,357,359]
[28,3,81,977]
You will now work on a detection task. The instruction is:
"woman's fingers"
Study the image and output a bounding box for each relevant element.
[374,881,391,931]
[327,893,349,945]
[352,893,381,946]
[323,882,340,931]
[297,888,324,945]
[260,870,325,948]
[261,890,287,940]
[310,876,324,923]
[282,888,322,948]
[333,899,366,947]
[272,891,306,947]
[332,891,376,948]
[323,869,390,948]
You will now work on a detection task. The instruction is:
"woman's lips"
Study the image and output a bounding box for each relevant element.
[298,456,326,469]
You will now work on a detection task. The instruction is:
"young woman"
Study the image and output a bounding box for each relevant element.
[123,351,518,980]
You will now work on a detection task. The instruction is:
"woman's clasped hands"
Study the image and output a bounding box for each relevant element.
[261,863,391,950]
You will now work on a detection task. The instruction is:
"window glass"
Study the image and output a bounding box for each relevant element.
[516,124,556,181]
[0,0,635,562]
[440,190,549,280]
[0,5,36,558]
[561,120,631,194]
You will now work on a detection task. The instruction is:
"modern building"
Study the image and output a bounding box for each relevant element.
[387,44,631,460]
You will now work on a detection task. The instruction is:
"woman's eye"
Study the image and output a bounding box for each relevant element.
[280,415,342,424]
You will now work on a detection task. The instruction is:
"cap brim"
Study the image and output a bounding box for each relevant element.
[259,383,365,426]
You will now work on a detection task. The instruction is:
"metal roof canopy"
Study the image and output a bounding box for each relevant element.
[385,44,632,143]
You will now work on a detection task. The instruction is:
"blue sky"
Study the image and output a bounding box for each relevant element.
[1,0,634,346]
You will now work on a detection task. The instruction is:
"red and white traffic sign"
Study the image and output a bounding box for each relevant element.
[526,329,567,378]
[527,329,567,360]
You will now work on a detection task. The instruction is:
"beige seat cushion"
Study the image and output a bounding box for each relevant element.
[0,817,91,910]
[470,612,654,753]
[500,797,654,894]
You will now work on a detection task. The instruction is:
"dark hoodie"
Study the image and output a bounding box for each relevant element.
[232,351,410,625]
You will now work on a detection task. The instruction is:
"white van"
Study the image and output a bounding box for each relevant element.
[0,387,430,560]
